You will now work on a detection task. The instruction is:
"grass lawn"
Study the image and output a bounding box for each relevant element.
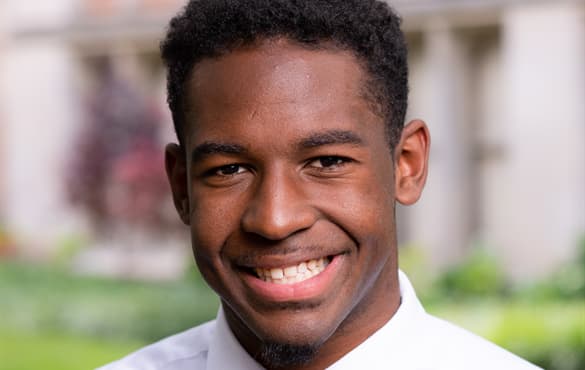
[0,328,145,370]
[0,261,218,370]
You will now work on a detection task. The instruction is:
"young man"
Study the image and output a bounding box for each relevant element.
[100,1,540,369]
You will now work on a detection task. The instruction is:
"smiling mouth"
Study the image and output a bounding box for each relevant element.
[251,257,332,285]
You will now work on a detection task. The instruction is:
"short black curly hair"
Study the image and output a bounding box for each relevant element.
[161,0,408,150]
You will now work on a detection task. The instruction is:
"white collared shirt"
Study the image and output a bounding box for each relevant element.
[98,271,541,370]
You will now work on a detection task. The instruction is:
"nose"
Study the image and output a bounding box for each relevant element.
[241,169,318,240]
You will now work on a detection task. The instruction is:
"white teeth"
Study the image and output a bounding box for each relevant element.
[270,268,284,279]
[284,266,298,277]
[307,259,318,270]
[256,257,329,284]
[298,262,307,273]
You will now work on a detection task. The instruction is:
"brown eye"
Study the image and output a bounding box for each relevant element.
[309,156,349,169]
[215,164,246,176]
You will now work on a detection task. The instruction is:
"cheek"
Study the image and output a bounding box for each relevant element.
[189,188,243,246]
[189,196,242,295]
[325,174,394,234]
[341,183,396,292]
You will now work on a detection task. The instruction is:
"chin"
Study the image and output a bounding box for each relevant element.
[256,340,321,369]
[251,303,340,346]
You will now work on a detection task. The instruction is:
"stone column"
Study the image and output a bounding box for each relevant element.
[0,1,8,221]
[1,0,87,257]
[495,1,585,280]
[403,20,474,270]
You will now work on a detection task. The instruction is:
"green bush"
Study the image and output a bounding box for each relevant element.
[430,301,585,370]
[436,248,506,299]
[0,262,219,342]
[519,238,585,301]
[489,303,584,370]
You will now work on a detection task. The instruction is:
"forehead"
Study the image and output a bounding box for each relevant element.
[193,40,363,87]
[183,40,379,146]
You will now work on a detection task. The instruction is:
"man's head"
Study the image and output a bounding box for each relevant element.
[161,0,409,151]
[162,1,430,369]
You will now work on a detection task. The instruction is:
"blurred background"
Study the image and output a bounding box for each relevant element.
[0,0,583,369]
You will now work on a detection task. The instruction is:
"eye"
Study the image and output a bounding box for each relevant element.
[213,164,247,176]
[308,156,351,169]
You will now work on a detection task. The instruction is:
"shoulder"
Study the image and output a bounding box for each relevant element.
[416,313,542,370]
[96,320,216,370]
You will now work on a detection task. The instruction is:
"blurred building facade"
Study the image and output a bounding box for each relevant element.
[0,0,583,281]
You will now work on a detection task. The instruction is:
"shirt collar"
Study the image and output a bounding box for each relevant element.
[206,270,425,370]
[327,270,426,369]
[206,307,264,370]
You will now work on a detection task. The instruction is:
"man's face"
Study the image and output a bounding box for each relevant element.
[176,40,401,360]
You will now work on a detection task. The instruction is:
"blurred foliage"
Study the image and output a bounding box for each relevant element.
[0,262,219,343]
[0,328,144,370]
[429,301,585,370]
[435,247,507,299]
[52,234,88,267]
[487,303,584,370]
[0,225,16,258]
[399,240,585,370]
[397,243,437,296]
[65,62,173,231]
[517,237,585,301]
[401,238,585,303]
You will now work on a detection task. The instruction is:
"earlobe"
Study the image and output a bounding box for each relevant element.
[165,143,191,225]
[394,119,430,205]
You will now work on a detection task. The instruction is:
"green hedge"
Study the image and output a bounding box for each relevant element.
[0,262,219,342]
[429,301,585,370]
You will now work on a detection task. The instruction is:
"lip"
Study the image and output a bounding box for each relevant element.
[240,254,344,302]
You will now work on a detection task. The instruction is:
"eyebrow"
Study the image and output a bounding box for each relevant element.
[191,142,248,162]
[191,130,364,162]
[297,130,364,149]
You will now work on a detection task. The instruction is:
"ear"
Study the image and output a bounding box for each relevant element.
[394,119,430,205]
[165,143,190,225]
